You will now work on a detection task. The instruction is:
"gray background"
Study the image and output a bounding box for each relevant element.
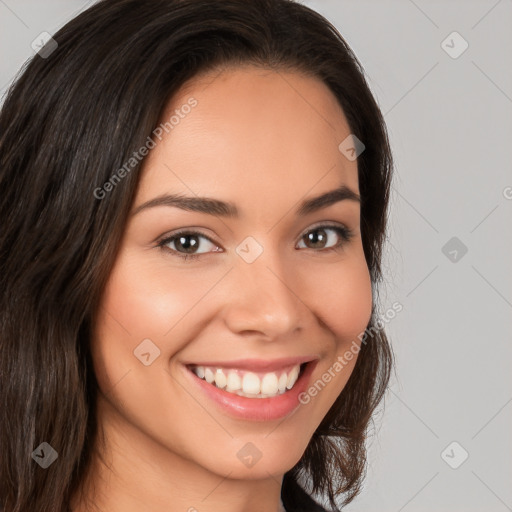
[1,1,511,511]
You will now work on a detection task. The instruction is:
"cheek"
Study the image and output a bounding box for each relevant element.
[90,249,231,400]
[90,253,177,393]
[306,251,373,346]
[296,250,373,408]
[93,243,373,388]
[96,251,221,343]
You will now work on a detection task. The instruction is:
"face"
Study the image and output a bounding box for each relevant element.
[91,65,373,481]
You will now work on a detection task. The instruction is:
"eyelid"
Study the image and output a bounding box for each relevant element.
[156,221,354,260]
[300,220,349,235]
[296,222,354,248]
[157,228,221,249]
[155,229,222,263]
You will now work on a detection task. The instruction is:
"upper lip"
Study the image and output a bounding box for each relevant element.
[184,356,318,372]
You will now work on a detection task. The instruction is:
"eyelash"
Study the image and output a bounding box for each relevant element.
[156,223,354,262]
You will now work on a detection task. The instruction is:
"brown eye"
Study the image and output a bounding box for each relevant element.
[297,225,353,251]
[157,230,221,260]
[304,227,329,249]
[170,233,200,254]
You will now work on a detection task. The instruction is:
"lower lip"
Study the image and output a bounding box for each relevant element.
[182,361,317,421]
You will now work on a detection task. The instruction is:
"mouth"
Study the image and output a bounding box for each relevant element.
[186,362,306,399]
[182,357,318,421]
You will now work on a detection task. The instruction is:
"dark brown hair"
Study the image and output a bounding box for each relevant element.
[0,1,394,510]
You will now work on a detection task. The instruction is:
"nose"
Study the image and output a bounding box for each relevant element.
[221,251,306,339]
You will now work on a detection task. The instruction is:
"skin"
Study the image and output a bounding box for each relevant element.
[73,65,373,512]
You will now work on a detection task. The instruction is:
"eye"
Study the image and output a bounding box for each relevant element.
[157,223,354,262]
[157,230,221,261]
[296,224,354,252]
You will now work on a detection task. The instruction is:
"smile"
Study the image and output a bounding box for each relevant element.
[188,363,302,398]
[183,358,318,421]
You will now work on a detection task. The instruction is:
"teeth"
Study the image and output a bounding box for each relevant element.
[204,367,214,384]
[278,373,287,392]
[214,369,227,389]
[286,365,300,390]
[226,372,242,392]
[191,364,302,398]
[261,373,279,395]
[242,372,261,394]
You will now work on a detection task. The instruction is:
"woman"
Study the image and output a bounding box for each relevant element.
[0,0,394,511]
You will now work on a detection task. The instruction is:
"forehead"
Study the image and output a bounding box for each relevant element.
[137,65,359,211]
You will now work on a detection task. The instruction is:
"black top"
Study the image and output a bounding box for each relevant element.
[281,475,331,512]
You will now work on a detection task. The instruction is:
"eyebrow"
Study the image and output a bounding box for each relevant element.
[131,184,360,218]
